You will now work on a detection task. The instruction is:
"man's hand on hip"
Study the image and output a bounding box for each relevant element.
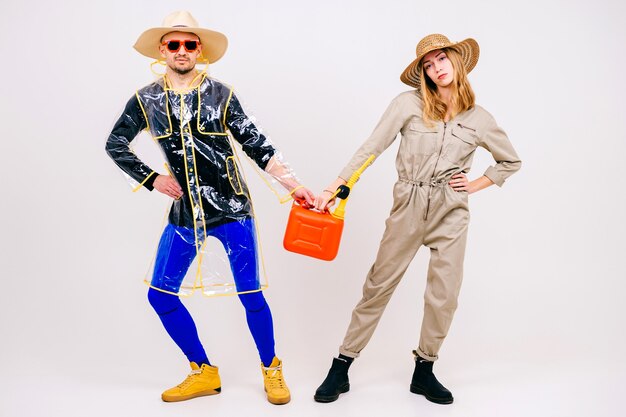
[154,174,183,199]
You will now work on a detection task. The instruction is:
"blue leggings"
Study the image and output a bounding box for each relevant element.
[148,219,276,367]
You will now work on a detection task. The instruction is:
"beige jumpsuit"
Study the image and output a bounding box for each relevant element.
[337,91,521,361]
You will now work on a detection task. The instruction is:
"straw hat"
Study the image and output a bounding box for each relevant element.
[400,34,479,89]
[133,11,228,63]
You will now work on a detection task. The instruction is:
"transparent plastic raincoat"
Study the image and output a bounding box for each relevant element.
[106,73,294,297]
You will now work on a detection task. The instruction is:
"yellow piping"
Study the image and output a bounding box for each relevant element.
[132,171,157,192]
[135,91,150,132]
[138,77,173,140]
[143,200,186,295]
[196,80,231,136]
[163,163,174,177]
[144,282,193,298]
[226,156,245,195]
[189,71,205,89]
[186,99,209,290]
[222,87,234,129]
[175,93,204,293]
[219,87,293,203]
[150,60,167,77]
[163,72,204,92]
[227,134,270,292]
[234,154,300,204]
[202,286,266,297]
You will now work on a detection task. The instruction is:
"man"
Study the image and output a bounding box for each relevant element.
[105,11,314,405]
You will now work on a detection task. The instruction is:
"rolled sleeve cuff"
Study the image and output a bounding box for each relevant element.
[338,168,352,182]
[484,166,505,187]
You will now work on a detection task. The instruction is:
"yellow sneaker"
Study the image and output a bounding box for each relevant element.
[161,362,221,402]
[261,357,291,405]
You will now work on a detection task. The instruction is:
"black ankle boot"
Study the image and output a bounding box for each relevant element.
[409,351,453,404]
[314,357,352,402]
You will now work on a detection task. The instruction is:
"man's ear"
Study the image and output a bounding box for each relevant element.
[159,44,167,59]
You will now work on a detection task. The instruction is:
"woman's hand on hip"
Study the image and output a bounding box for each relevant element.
[449,173,469,192]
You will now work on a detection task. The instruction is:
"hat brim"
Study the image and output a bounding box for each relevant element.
[134,27,228,63]
[400,38,479,89]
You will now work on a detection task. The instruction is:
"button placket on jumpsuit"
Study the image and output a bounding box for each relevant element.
[337,91,521,361]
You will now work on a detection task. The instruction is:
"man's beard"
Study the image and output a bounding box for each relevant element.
[169,59,194,75]
[171,65,194,75]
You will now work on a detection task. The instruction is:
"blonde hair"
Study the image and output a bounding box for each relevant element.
[419,47,475,123]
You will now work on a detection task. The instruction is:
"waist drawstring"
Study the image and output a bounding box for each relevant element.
[398,177,449,221]
[398,178,448,187]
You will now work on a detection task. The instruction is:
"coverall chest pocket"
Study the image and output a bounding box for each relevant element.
[445,124,478,163]
[404,121,438,155]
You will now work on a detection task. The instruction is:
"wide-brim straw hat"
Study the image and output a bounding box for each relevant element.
[134,11,228,63]
[400,34,479,89]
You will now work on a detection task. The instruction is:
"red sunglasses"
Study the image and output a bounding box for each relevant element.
[162,39,200,53]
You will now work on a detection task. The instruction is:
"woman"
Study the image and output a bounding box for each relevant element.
[313,34,521,405]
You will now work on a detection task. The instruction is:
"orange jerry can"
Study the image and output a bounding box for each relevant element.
[283,200,344,261]
[283,154,375,261]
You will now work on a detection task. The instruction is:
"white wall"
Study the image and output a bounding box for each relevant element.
[1,1,624,416]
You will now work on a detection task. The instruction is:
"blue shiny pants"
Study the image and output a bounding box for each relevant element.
[148,219,276,366]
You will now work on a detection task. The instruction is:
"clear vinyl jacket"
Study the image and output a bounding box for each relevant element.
[106,72,302,296]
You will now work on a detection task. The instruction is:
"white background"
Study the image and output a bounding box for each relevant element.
[1,0,625,416]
